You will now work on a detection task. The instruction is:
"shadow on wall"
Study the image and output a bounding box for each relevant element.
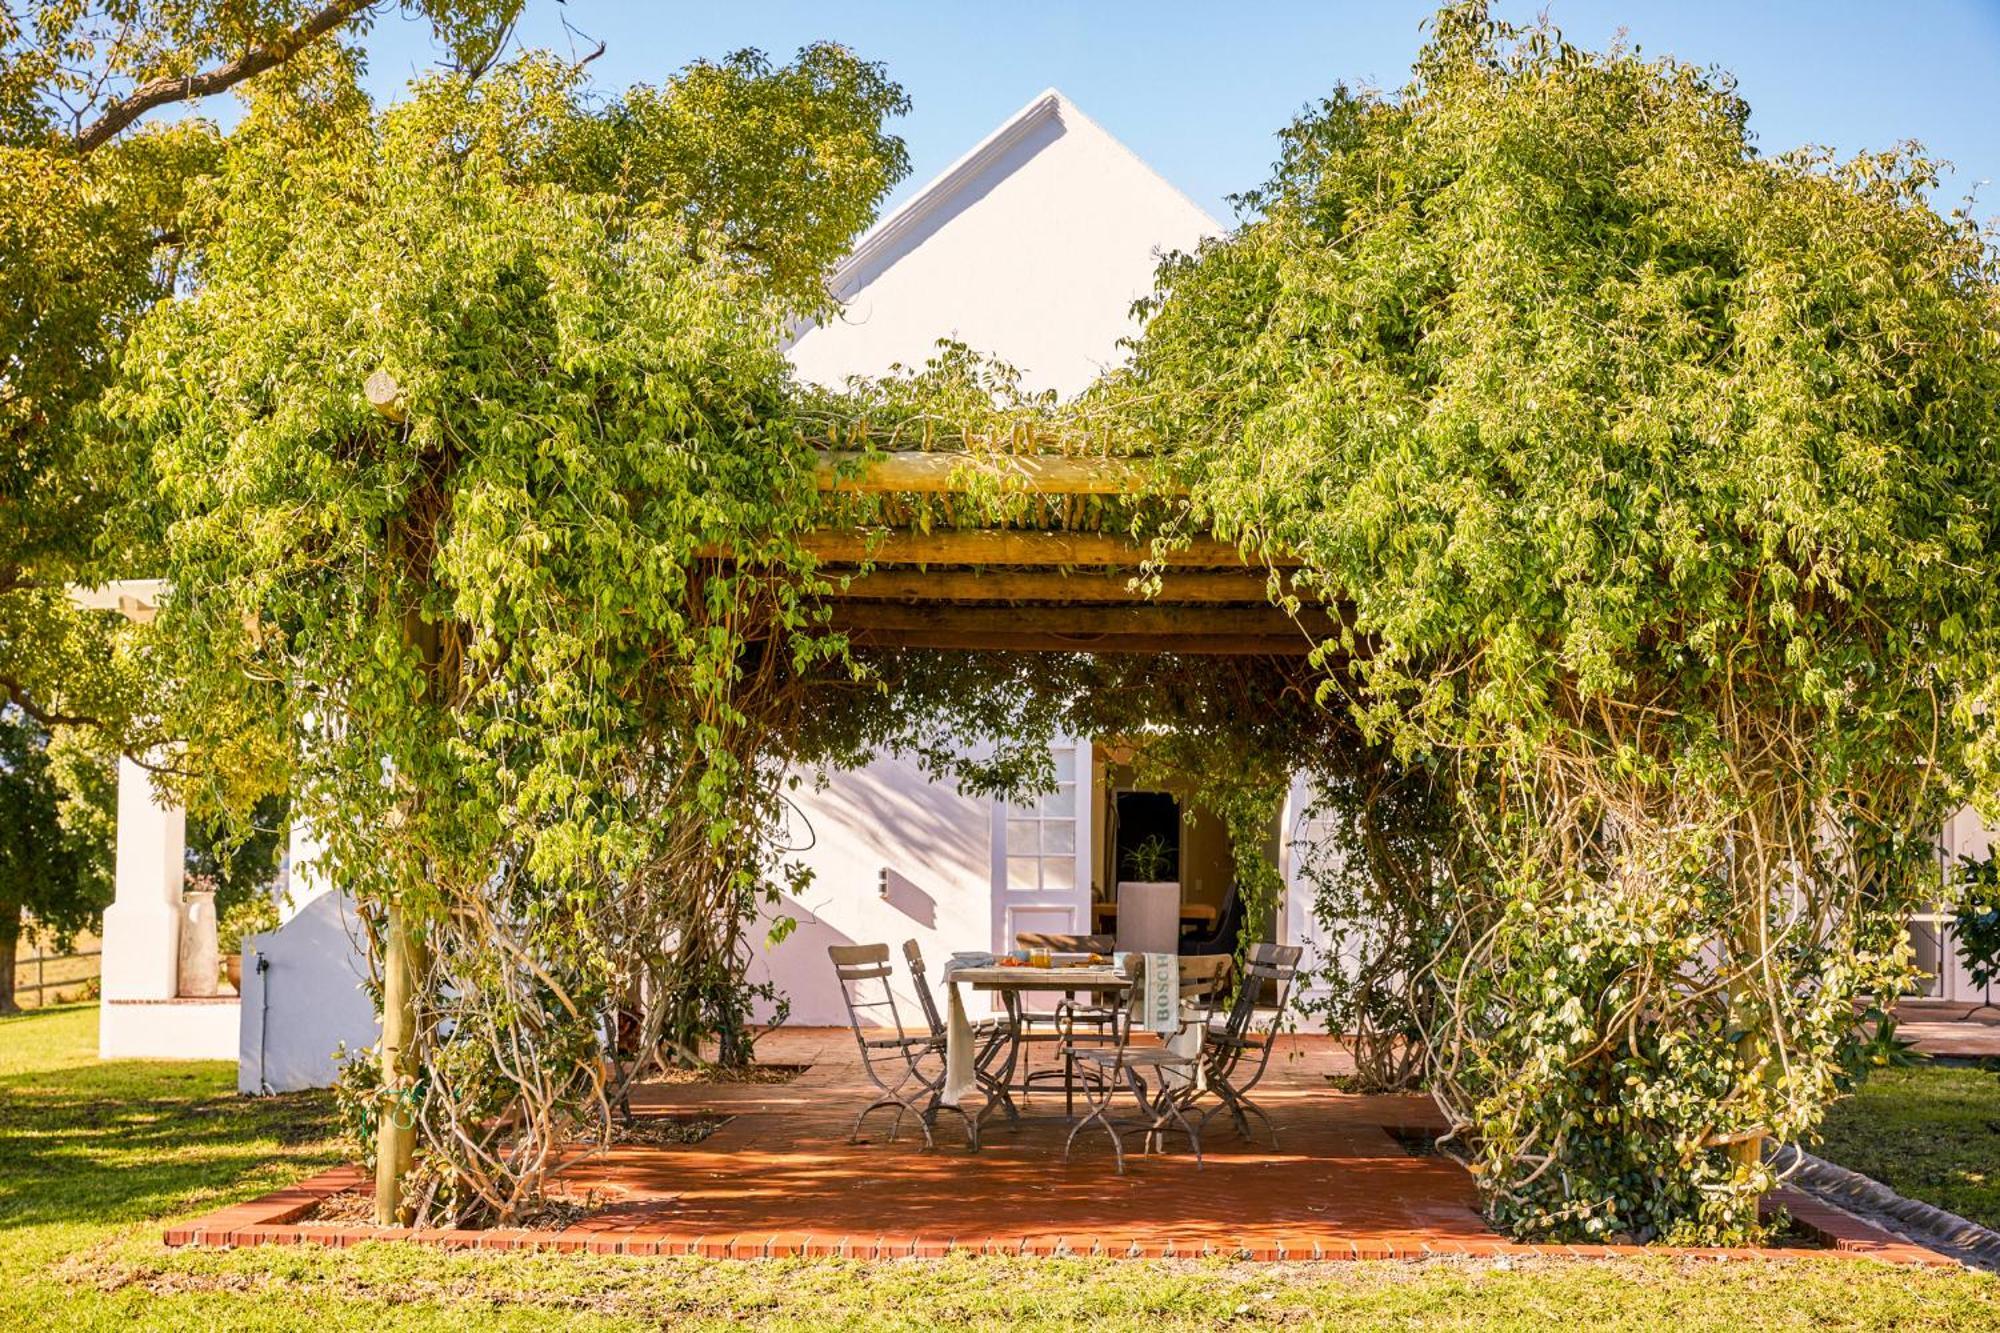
[806,761,990,889]
[880,868,937,929]
[746,760,993,1027]
[746,894,860,1029]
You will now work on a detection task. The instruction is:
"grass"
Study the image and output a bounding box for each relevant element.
[2,1006,1997,1330]
[1816,1061,2000,1231]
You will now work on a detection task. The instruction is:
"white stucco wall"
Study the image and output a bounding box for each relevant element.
[99,756,185,1004]
[749,752,998,1027]
[235,824,379,1091]
[786,90,1220,400]
[237,888,378,1093]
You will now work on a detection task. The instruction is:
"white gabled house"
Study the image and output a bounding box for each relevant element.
[787,89,1217,398]
[87,89,1996,1086]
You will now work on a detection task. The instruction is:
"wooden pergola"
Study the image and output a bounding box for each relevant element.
[795,450,1329,655]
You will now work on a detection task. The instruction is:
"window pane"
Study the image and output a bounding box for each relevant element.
[1037,783,1073,817]
[1006,819,1040,855]
[1052,747,1077,783]
[1041,820,1076,855]
[1007,856,1042,892]
[1042,858,1076,891]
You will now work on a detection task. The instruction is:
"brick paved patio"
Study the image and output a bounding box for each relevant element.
[167,1028,1946,1263]
[1892,1000,2000,1059]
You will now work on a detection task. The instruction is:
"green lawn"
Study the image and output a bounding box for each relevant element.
[3,1005,1997,1331]
[1817,1062,2000,1232]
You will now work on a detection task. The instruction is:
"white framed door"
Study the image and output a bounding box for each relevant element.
[1281,774,1341,1019]
[991,740,1093,950]
[1930,806,1997,1004]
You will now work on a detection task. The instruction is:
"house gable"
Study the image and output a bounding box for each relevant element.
[785,89,1223,399]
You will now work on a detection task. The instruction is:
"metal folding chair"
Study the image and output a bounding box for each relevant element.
[1062,954,1227,1173]
[1197,943,1302,1146]
[1014,931,1118,1112]
[827,943,976,1151]
[902,939,1019,1128]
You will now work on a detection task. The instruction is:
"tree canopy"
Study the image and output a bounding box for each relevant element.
[116,41,912,1223]
[1,0,523,741]
[95,0,2000,1247]
[1126,2,2000,1240]
[0,707,115,1011]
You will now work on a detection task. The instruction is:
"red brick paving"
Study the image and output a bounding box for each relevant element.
[167,1030,1949,1265]
[1891,1000,2000,1059]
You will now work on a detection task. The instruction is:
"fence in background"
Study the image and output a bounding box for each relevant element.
[9,937,102,1009]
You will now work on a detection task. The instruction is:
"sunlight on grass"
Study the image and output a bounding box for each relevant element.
[1817,1063,2000,1231]
[2,1006,1996,1330]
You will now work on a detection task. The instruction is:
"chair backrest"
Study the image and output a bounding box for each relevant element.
[1217,942,1302,1045]
[1114,881,1179,955]
[1177,952,1233,1026]
[1015,931,1114,954]
[828,943,911,1046]
[901,939,947,1040]
[1184,880,1246,956]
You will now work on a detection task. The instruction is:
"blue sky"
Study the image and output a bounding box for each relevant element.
[357,1,2000,225]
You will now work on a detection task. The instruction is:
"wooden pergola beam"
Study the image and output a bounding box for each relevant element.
[843,630,1316,656]
[826,602,1336,640]
[825,569,1304,604]
[790,529,1298,568]
[814,450,1185,496]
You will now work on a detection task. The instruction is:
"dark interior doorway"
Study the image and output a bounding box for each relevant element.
[1113,790,1181,883]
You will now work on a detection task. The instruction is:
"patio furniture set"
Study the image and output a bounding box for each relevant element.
[828,934,1301,1172]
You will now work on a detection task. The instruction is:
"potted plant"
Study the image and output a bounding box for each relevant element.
[1114,835,1181,954]
[218,892,283,991]
[1120,834,1174,884]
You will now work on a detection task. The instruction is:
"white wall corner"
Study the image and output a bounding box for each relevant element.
[281,818,338,922]
[99,755,186,1005]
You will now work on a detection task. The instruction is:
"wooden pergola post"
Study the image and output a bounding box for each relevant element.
[374,901,426,1225]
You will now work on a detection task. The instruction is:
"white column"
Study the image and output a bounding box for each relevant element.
[99,756,186,1004]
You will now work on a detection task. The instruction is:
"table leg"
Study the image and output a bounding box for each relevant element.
[978,991,1023,1128]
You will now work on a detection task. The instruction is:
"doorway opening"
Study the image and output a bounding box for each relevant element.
[1112,790,1181,884]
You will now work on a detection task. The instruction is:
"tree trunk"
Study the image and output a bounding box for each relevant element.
[374,902,424,1225]
[1723,984,1770,1178]
[1724,805,1776,1186]
[0,899,21,1014]
[374,563,446,1224]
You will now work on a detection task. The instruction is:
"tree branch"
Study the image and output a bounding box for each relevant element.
[70,0,374,154]
[0,676,101,730]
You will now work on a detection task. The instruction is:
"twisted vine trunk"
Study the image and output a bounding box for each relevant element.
[375,903,425,1224]
[374,524,451,1225]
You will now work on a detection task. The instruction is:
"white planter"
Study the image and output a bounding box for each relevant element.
[177,888,220,998]
[1113,880,1181,955]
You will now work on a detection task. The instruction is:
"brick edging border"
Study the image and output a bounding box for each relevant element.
[162,1167,1950,1265]
[1772,1144,2000,1270]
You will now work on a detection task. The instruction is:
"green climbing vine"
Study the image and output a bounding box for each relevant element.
[1120,2,2000,1243]
[105,2,2000,1251]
